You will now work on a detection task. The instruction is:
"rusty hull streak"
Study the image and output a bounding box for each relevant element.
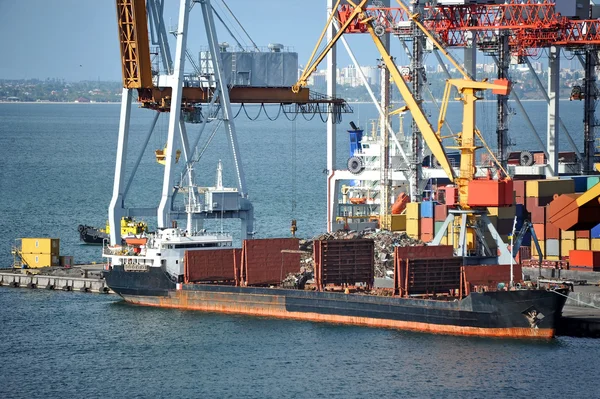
[122,291,554,340]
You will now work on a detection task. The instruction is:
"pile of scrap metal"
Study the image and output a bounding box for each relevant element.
[299,230,422,278]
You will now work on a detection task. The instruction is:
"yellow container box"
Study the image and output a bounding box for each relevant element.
[560,230,575,240]
[576,238,590,251]
[21,238,60,255]
[532,241,545,257]
[21,253,60,268]
[406,218,420,239]
[388,214,406,232]
[546,255,560,261]
[406,202,420,220]
[560,239,575,257]
[591,238,600,251]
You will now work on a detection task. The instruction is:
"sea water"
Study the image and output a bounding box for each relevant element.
[0,102,597,398]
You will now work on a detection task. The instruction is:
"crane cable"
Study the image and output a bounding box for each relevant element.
[219,0,260,52]
[290,119,298,237]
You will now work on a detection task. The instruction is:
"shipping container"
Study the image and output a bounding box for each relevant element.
[545,221,560,240]
[532,241,545,257]
[445,186,459,206]
[242,238,300,286]
[462,264,522,295]
[434,204,448,222]
[561,230,576,240]
[406,219,420,239]
[487,205,516,220]
[20,253,59,268]
[315,239,374,290]
[21,238,60,255]
[546,239,560,257]
[394,255,462,297]
[533,223,545,240]
[576,230,591,239]
[406,202,420,220]
[576,238,590,251]
[420,218,434,235]
[561,239,575,257]
[526,196,553,212]
[587,176,600,190]
[421,201,436,218]
[530,206,545,224]
[59,256,73,268]
[591,224,600,239]
[592,238,600,251]
[513,180,526,199]
[569,250,600,268]
[467,179,513,207]
[434,221,445,235]
[389,214,406,231]
[526,179,574,198]
[420,232,434,242]
[185,249,237,283]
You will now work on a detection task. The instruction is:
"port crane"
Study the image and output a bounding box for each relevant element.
[296,0,515,263]
[109,0,353,245]
[336,0,600,175]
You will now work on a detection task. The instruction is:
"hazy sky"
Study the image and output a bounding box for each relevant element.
[0,0,389,82]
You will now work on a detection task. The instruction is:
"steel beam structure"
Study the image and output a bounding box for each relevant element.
[546,46,560,177]
[326,0,337,232]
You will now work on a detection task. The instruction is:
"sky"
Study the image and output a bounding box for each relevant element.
[0,0,392,82]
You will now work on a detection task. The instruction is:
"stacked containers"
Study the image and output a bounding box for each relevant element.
[420,200,436,242]
[434,204,448,237]
[560,229,575,258]
[526,179,575,260]
[20,238,60,268]
[569,250,600,271]
[406,202,420,240]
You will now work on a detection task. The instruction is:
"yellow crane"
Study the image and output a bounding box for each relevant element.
[294,0,510,209]
[295,0,514,261]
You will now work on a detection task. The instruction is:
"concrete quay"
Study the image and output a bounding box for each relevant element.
[0,266,113,294]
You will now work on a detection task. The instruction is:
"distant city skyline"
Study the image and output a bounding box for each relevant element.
[0,1,581,83]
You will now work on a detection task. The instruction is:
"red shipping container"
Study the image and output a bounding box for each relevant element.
[533,223,545,240]
[530,205,545,224]
[545,222,560,240]
[434,204,448,222]
[568,250,600,267]
[241,238,300,286]
[184,249,237,283]
[420,217,434,235]
[445,186,459,207]
[515,196,525,206]
[576,230,591,239]
[533,152,546,165]
[467,179,513,207]
[513,180,526,199]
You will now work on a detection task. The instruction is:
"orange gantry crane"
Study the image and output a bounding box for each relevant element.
[115,0,349,113]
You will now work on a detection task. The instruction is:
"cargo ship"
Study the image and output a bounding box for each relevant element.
[102,225,569,340]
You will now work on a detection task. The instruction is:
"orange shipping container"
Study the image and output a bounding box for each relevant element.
[545,222,560,240]
[467,179,513,207]
[533,223,545,240]
[569,250,600,268]
[420,217,434,235]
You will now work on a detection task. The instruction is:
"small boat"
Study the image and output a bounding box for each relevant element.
[78,217,148,245]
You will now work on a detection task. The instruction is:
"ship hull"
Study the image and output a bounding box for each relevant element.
[78,225,108,245]
[104,266,568,339]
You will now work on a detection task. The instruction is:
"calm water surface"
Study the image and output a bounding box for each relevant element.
[0,102,597,398]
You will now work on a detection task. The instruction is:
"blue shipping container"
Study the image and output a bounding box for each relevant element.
[421,201,436,218]
[591,224,600,239]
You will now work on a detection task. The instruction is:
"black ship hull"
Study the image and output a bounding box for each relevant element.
[78,225,108,245]
[104,266,569,339]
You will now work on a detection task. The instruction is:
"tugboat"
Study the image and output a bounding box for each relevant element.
[78,217,148,245]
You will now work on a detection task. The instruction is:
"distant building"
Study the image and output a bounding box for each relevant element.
[74,97,90,103]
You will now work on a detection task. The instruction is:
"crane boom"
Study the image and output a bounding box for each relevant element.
[116,0,153,89]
